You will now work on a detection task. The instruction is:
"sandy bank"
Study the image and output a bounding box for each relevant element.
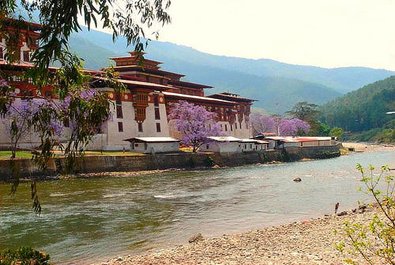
[342,142,395,153]
[101,208,378,265]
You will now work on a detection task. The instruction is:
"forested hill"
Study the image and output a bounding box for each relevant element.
[320,76,395,132]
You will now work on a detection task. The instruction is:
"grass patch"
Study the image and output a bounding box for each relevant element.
[0,151,33,160]
[0,150,146,160]
[179,146,193,152]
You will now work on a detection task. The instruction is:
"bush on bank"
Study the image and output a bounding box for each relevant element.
[336,164,395,264]
[0,247,50,265]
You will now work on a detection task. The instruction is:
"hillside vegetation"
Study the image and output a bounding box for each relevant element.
[321,76,395,142]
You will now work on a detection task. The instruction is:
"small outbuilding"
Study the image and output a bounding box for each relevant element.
[296,137,334,147]
[124,137,180,154]
[200,136,242,153]
[239,139,269,152]
[255,140,269,151]
[239,139,257,152]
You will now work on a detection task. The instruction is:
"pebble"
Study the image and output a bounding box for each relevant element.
[100,207,381,265]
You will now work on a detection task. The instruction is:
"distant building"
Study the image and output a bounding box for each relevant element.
[0,18,255,151]
[124,137,180,154]
[200,136,268,153]
[239,139,269,152]
[202,136,242,153]
[256,136,337,149]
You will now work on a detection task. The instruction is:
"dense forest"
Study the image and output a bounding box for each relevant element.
[320,76,395,142]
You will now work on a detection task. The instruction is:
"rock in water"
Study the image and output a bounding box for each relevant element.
[188,233,204,243]
[293,177,302,182]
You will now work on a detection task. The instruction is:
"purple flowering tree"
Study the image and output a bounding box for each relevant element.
[3,100,35,159]
[279,118,310,136]
[3,99,63,159]
[2,87,109,172]
[250,112,310,136]
[250,112,276,136]
[169,101,222,152]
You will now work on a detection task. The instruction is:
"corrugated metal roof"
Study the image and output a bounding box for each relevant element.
[239,139,260,143]
[295,137,332,142]
[264,136,300,143]
[264,136,333,143]
[207,137,269,144]
[124,137,180,143]
[239,139,269,144]
[207,136,241,142]
[255,140,270,144]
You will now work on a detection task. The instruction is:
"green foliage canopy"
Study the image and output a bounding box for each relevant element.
[0,247,50,265]
[337,164,395,264]
[0,0,171,69]
[330,127,344,140]
[321,76,395,132]
[286,101,320,122]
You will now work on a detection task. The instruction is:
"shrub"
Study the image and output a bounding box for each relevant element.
[336,164,395,264]
[204,156,215,167]
[0,247,50,265]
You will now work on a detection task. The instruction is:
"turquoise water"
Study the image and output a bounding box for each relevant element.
[1,151,394,264]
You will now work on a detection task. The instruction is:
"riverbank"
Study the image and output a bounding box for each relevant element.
[342,142,395,153]
[0,145,341,180]
[103,208,377,265]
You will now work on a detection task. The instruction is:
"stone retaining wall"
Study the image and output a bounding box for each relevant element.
[0,145,341,180]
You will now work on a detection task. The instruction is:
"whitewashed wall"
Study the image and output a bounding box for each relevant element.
[201,141,241,153]
[131,141,179,153]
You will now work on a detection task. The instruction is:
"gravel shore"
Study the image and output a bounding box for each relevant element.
[102,208,378,265]
[342,142,395,153]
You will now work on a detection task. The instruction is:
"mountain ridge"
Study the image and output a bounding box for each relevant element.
[67,27,394,113]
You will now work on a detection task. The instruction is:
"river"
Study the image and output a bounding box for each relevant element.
[1,150,394,264]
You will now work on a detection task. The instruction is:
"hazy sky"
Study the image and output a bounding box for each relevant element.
[155,0,395,70]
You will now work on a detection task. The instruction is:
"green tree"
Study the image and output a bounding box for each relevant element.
[0,247,50,265]
[336,164,395,264]
[287,101,325,136]
[330,127,344,140]
[0,0,171,69]
[320,77,395,133]
[286,101,320,122]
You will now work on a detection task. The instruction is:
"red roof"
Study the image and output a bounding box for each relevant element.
[1,17,42,31]
[163,91,236,104]
[93,76,171,90]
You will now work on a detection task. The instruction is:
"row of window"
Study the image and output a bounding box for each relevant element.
[205,143,266,151]
[117,122,161,133]
[6,75,33,83]
[115,96,161,121]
